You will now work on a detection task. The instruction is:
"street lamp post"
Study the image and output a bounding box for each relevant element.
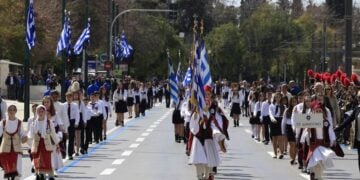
[108,9,176,65]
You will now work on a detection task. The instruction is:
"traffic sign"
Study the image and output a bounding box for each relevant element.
[104,61,112,71]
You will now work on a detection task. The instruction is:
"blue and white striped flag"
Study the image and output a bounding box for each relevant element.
[56,15,71,56]
[197,40,212,86]
[182,67,192,87]
[176,62,182,84]
[168,56,179,103]
[26,0,36,50]
[114,36,122,58]
[120,34,133,58]
[191,40,206,116]
[74,18,90,55]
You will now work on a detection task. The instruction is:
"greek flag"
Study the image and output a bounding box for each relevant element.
[114,36,122,58]
[182,67,192,87]
[26,0,36,50]
[176,62,182,84]
[74,18,90,55]
[56,15,71,56]
[120,34,133,58]
[192,40,206,115]
[197,40,212,86]
[168,56,179,103]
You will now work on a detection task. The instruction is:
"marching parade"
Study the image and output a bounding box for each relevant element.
[0,0,360,180]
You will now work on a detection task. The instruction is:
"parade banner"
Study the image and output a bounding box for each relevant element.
[293,113,323,128]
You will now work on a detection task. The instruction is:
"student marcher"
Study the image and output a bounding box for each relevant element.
[0,105,27,180]
[62,92,80,160]
[28,105,60,180]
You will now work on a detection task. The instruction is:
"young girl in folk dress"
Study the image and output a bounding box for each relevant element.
[0,105,27,180]
[28,105,60,180]
[42,96,64,174]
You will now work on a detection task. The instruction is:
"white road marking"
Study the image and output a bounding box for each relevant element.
[112,159,125,165]
[267,151,275,157]
[154,121,160,124]
[129,143,140,148]
[100,168,116,175]
[299,173,310,180]
[244,129,252,134]
[239,123,244,126]
[23,175,35,180]
[150,125,157,128]
[121,150,133,156]
[141,132,150,137]
[136,137,145,142]
[146,128,153,132]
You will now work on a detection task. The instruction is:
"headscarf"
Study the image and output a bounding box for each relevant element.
[28,105,48,138]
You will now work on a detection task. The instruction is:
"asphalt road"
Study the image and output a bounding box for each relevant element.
[1,100,359,180]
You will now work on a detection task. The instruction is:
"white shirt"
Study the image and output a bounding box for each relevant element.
[222,86,229,98]
[229,91,241,104]
[87,101,106,117]
[53,101,66,128]
[62,102,80,126]
[253,101,261,117]
[269,103,283,120]
[97,99,108,119]
[140,89,148,102]
[73,101,89,122]
[260,101,271,117]
[0,118,25,137]
[181,101,192,123]
[10,76,14,85]
[113,89,127,103]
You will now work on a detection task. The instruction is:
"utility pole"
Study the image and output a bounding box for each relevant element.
[345,0,353,76]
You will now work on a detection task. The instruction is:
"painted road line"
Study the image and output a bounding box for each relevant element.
[146,128,154,132]
[121,150,133,156]
[150,125,157,128]
[112,159,125,165]
[154,121,160,124]
[299,173,310,180]
[244,129,252,134]
[136,137,145,142]
[129,143,140,148]
[141,132,150,137]
[100,168,116,175]
[267,151,275,157]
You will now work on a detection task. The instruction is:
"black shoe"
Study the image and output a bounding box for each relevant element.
[80,149,85,155]
[279,155,284,159]
[104,136,107,140]
[31,167,35,173]
[75,153,79,156]
[298,165,303,170]
[49,177,55,180]
[68,156,73,160]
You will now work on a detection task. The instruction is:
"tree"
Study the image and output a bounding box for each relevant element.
[277,0,291,13]
[326,0,345,19]
[205,23,244,81]
[292,0,303,18]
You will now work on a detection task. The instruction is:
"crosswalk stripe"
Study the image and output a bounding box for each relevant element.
[121,150,133,156]
[112,159,125,165]
[100,168,116,175]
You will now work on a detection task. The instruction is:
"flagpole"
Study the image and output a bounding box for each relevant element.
[61,0,67,101]
[24,0,30,122]
[84,0,89,96]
